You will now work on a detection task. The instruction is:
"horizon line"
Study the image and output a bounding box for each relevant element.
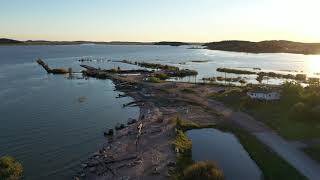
[2,37,320,44]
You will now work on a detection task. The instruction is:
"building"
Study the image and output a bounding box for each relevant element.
[247,90,280,101]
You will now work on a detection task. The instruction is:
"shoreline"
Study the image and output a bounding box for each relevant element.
[76,74,174,179]
[74,70,223,179]
[36,61,314,179]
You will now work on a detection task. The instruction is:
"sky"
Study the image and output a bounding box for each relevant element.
[0,0,319,42]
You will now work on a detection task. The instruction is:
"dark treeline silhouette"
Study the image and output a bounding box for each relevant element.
[205,40,320,54]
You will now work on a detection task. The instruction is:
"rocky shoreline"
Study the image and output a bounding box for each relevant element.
[74,67,223,179]
[37,60,223,180]
[75,77,181,180]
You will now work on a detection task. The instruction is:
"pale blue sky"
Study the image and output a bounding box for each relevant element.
[1,0,319,42]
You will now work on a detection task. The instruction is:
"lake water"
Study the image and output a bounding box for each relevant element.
[0,45,319,179]
[186,128,262,180]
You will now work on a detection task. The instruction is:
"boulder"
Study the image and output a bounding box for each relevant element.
[115,123,126,130]
[127,118,137,125]
[104,129,114,136]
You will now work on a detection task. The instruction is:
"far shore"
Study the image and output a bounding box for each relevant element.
[2,38,320,55]
[0,38,202,47]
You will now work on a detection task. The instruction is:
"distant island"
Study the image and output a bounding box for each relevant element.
[204,40,320,55]
[0,38,24,44]
[153,41,190,46]
[2,38,320,55]
[0,38,194,46]
[0,38,153,46]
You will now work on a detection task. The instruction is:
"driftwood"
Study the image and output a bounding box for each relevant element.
[37,59,69,74]
[135,123,143,150]
[80,65,99,71]
[123,100,144,108]
[116,94,127,99]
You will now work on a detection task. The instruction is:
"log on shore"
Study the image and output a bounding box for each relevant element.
[37,59,69,74]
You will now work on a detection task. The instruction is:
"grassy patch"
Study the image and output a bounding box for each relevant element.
[171,117,215,131]
[171,130,193,180]
[0,156,23,180]
[137,62,198,77]
[155,73,170,80]
[210,83,320,140]
[138,62,179,71]
[209,88,244,109]
[216,125,307,180]
[304,144,320,163]
[148,77,163,83]
[174,130,192,154]
[216,68,256,75]
[180,88,196,94]
[183,161,224,180]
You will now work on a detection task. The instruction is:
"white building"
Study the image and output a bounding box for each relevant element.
[247,91,280,101]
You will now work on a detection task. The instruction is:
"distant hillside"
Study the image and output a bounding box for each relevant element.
[204,40,320,55]
[154,41,190,46]
[0,38,23,44]
[107,41,153,45]
[0,39,153,46]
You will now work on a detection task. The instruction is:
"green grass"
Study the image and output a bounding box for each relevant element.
[246,105,320,140]
[148,77,162,83]
[210,87,320,140]
[171,130,193,180]
[217,125,307,180]
[138,62,179,71]
[0,156,23,180]
[174,130,192,154]
[209,88,244,109]
[172,117,215,131]
[216,68,256,75]
[183,161,224,180]
[155,73,170,80]
[304,144,320,163]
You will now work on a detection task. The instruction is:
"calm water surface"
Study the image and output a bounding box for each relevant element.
[186,128,262,180]
[0,45,319,179]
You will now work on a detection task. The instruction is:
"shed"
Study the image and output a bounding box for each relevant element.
[247,90,280,101]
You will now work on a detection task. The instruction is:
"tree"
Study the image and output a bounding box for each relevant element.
[0,156,23,180]
[281,81,303,97]
[288,102,309,121]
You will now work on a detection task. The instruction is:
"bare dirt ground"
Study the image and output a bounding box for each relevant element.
[77,80,221,180]
[81,102,175,180]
